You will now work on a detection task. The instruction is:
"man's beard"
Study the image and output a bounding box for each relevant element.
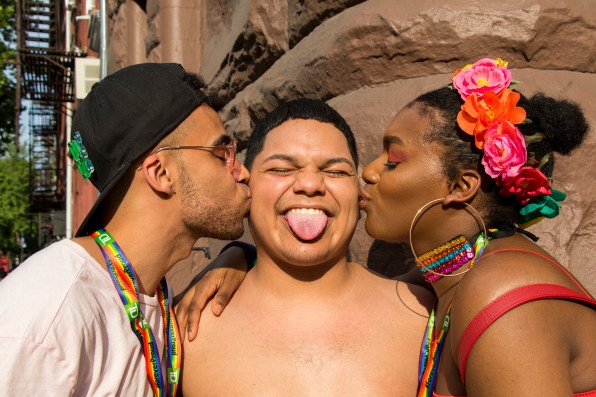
[178,165,245,240]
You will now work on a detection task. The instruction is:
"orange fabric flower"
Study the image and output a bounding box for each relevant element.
[457,88,526,149]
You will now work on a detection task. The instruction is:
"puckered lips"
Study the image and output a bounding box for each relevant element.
[358,187,371,210]
[241,188,252,217]
[283,207,329,241]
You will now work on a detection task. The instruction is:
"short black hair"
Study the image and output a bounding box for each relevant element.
[245,98,359,170]
[182,72,223,111]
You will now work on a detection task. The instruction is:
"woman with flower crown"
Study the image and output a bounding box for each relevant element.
[358,57,596,396]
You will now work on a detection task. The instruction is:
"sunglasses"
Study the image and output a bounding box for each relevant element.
[152,139,241,177]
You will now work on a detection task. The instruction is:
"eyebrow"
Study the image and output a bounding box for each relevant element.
[263,154,295,163]
[263,154,355,169]
[383,135,405,147]
[323,157,355,169]
[212,135,232,146]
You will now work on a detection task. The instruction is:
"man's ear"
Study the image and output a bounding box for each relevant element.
[140,154,174,195]
[443,169,481,206]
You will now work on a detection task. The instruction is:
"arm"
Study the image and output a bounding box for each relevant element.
[174,242,255,341]
[460,298,575,396]
[449,249,596,396]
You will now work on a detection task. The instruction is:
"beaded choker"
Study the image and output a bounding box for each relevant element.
[416,235,473,283]
[416,233,488,283]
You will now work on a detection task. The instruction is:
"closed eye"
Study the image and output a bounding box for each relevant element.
[384,161,399,169]
[268,168,295,175]
[324,169,353,177]
[211,147,228,162]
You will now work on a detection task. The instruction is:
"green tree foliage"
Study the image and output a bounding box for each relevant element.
[0,0,16,155]
[0,143,33,258]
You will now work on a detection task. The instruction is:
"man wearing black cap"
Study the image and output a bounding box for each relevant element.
[0,63,251,396]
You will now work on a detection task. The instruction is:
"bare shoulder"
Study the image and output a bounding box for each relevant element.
[450,236,594,340]
[354,263,433,318]
[395,280,434,316]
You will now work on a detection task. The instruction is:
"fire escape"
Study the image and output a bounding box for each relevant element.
[16,0,83,236]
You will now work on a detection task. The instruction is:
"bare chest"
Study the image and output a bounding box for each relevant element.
[183,305,423,396]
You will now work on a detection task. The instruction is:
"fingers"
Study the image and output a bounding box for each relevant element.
[174,292,192,341]
[184,277,219,341]
[211,291,231,316]
[174,272,218,342]
[185,300,203,342]
[174,245,251,342]
[210,267,247,315]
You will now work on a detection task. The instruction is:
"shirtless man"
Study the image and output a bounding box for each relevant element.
[181,98,432,396]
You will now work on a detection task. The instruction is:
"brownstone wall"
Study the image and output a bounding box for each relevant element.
[107,0,596,295]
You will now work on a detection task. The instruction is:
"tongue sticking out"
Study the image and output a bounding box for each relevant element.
[287,210,328,241]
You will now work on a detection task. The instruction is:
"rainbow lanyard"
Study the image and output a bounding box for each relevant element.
[417,302,452,397]
[92,229,180,397]
[416,233,490,396]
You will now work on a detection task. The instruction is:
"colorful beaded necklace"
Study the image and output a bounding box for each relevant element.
[92,229,181,397]
[416,235,473,283]
[416,233,489,397]
[416,233,488,283]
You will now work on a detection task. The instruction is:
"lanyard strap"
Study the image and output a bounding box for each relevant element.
[92,229,180,397]
[417,302,452,397]
[416,232,490,396]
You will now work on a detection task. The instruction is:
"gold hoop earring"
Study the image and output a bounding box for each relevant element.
[409,198,487,281]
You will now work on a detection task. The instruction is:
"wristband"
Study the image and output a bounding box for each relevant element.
[219,241,257,270]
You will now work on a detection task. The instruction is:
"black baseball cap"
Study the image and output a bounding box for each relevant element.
[70,63,208,237]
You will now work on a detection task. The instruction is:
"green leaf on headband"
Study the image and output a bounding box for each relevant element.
[518,189,566,225]
[524,132,544,145]
[536,153,551,169]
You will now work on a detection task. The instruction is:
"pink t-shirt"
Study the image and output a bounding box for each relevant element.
[0,239,167,396]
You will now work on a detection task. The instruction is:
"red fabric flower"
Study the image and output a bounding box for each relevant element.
[498,166,552,205]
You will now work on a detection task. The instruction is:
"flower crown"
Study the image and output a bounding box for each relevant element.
[449,57,564,227]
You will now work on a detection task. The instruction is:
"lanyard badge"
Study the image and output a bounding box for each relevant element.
[92,229,181,396]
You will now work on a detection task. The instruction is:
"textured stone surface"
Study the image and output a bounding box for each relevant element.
[200,0,366,104]
[106,0,596,296]
[219,0,596,143]
[199,1,252,82]
[206,1,289,104]
[287,0,366,47]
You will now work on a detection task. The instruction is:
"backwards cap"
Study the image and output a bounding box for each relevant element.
[70,63,207,237]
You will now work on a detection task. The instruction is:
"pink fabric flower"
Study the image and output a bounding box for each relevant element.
[481,120,527,179]
[498,166,551,205]
[452,58,512,100]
